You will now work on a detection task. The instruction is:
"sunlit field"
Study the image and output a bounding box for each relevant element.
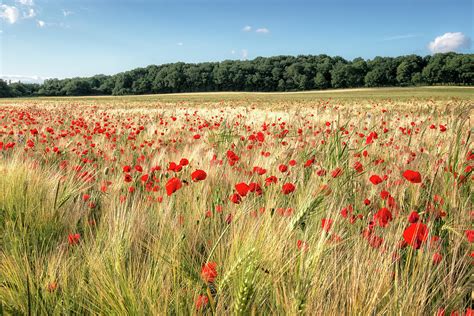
[0,87,472,315]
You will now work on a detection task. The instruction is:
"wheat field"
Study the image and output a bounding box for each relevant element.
[0,88,472,315]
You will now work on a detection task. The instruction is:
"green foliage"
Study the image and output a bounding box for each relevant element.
[2,53,473,98]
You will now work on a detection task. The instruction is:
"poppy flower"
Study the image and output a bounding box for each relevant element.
[265,176,277,185]
[123,165,131,172]
[403,170,422,184]
[321,218,333,232]
[179,158,189,166]
[282,183,295,194]
[68,233,80,245]
[408,211,419,223]
[304,158,315,168]
[124,174,133,183]
[278,164,288,172]
[297,239,309,251]
[191,169,207,181]
[249,182,263,195]
[374,208,393,227]
[235,182,250,197]
[230,193,241,204]
[353,161,363,173]
[165,177,182,196]
[201,262,218,283]
[369,175,383,185]
[331,167,343,178]
[432,252,442,265]
[465,230,474,243]
[403,222,429,249]
[195,295,209,310]
[134,165,143,172]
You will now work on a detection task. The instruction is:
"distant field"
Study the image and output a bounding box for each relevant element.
[0,87,472,314]
[1,86,473,106]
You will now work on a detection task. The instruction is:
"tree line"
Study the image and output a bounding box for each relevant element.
[1,52,472,98]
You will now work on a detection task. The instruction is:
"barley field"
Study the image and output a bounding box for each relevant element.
[0,87,472,315]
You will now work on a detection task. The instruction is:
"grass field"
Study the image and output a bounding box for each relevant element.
[0,87,472,315]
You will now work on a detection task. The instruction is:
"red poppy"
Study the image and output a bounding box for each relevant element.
[374,208,393,227]
[195,295,209,310]
[279,164,288,172]
[229,193,241,204]
[353,161,363,173]
[465,230,474,243]
[235,182,250,197]
[249,182,263,195]
[432,252,442,265]
[179,158,189,166]
[165,177,182,196]
[191,169,207,181]
[124,174,133,183]
[297,239,309,251]
[321,218,333,232]
[282,183,295,194]
[134,165,143,172]
[403,170,422,184]
[201,262,218,283]
[331,167,343,178]
[408,211,419,223]
[68,233,80,245]
[403,222,429,249]
[369,175,383,185]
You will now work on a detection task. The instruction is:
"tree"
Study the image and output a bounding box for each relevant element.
[5,52,471,98]
[0,80,12,97]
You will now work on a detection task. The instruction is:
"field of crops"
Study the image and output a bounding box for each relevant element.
[0,88,472,315]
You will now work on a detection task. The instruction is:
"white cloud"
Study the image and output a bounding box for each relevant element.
[1,75,47,84]
[255,28,269,34]
[177,42,183,46]
[62,9,73,17]
[37,20,45,27]
[241,49,248,59]
[230,49,236,55]
[16,0,34,6]
[0,5,20,24]
[428,32,471,53]
[24,8,36,18]
[242,25,252,32]
[383,34,419,41]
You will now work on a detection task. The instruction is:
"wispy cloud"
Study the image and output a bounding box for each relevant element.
[241,49,248,59]
[177,42,183,46]
[62,9,73,17]
[428,32,471,53]
[383,34,420,41]
[242,25,252,32]
[37,20,45,27]
[255,27,270,34]
[0,5,20,24]
[24,8,36,18]
[1,74,48,84]
[16,0,34,6]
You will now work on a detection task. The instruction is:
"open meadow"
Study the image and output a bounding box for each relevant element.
[0,87,473,315]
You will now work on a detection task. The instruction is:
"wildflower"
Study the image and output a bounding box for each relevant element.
[403,170,422,183]
[191,169,207,181]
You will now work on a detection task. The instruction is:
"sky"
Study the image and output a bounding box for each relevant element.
[0,0,472,82]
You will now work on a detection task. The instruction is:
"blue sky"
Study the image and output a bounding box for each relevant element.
[0,0,472,81]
